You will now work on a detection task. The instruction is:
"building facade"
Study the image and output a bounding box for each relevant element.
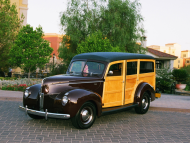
[43,33,62,58]
[181,50,190,67]
[148,43,183,69]
[10,0,28,25]
[146,48,177,70]
[41,33,63,73]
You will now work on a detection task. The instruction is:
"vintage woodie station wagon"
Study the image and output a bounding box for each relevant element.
[19,52,161,129]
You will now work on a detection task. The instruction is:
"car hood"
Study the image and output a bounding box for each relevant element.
[43,74,103,85]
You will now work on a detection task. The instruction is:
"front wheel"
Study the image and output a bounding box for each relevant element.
[71,102,96,129]
[135,92,150,114]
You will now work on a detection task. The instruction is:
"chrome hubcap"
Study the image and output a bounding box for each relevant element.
[81,107,93,124]
[142,96,148,109]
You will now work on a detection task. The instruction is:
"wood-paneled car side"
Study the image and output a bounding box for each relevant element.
[19,52,160,129]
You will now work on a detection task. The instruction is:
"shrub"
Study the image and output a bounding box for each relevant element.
[0,77,17,80]
[185,85,190,91]
[0,77,4,80]
[181,65,190,91]
[2,84,29,91]
[0,78,42,91]
[156,68,174,93]
[172,69,189,83]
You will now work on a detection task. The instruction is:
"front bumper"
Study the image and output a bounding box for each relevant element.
[19,105,70,120]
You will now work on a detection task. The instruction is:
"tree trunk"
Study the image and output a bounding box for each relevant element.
[28,69,30,85]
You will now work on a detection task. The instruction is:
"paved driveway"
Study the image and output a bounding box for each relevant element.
[0,101,190,143]
[150,93,190,109]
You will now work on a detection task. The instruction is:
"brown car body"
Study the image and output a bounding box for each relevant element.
[19,52,161,129]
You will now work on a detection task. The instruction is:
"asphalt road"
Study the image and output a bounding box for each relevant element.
[0,100,190,143]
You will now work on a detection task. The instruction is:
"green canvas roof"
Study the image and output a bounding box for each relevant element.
[72,52,155,63]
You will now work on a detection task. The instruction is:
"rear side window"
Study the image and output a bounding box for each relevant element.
[127,62,137,75]
[140,61,154,74]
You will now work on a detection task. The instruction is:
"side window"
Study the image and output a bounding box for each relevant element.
[127,62,137,75]
[140,61,154,74]
[107,63,122,76]
[84,62,105,74]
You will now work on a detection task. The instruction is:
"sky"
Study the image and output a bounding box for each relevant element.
[27,0,190,51]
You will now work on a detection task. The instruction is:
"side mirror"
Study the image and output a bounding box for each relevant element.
[108,71,113,75]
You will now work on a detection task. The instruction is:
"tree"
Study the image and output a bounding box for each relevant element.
[9,24,53,80]
[59,0,145,65]
[99,0,145,53]
[77,31,121,54]
[0,0,23,72]
[59,0,99,66]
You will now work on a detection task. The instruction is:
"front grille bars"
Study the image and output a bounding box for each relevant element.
[39,87,44,111]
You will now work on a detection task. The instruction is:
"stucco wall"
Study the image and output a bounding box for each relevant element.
[148,43,183,69]
[173,58,184,69]
[10,0,28,25]
[181,50,190,58]
[165,43,181,58]
[43,33,63,58]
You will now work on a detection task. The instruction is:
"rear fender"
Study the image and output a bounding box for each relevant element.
[134,82,155,106]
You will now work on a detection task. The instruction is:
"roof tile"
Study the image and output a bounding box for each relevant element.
[147,48,178,58]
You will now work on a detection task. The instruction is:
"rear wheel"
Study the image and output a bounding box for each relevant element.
[71,102,96,129]
[135,92,150,114]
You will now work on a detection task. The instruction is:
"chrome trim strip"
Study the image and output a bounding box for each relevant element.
[39,93,44,111]
[19,106,70,119]
[45,109,48,120]
[25,105,28,115]
[51,80,104,85]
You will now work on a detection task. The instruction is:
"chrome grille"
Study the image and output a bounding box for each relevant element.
[39,93,44,111]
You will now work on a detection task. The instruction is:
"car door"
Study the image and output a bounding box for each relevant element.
[102,60,125,108]
[138,59,155,90]
[125,60,139,104]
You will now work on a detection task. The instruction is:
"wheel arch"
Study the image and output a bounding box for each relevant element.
[87,100,99,116]
[134,82,155,106]
[65,89,102,118]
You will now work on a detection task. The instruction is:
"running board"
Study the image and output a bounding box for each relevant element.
[101,103,138,116]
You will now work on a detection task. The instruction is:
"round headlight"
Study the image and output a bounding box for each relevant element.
[45,87,49,93]
[62,96,68,105]
[24,90,29,98]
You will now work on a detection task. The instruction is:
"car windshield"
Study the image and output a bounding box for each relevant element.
[68,61,105,77]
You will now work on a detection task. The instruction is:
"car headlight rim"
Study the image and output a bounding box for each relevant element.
[24,90,29,98]
[45,87,49,93]
[62,96,68,105]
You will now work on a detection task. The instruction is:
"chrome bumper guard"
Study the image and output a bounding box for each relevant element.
[19,105,70,120]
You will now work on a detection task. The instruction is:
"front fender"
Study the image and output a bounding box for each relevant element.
[23,84,41,109]
[59,89,102,118]
[134,82,155,106]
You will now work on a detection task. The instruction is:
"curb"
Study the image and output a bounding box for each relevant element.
[149,107,190,113]
[0,97,22,101]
